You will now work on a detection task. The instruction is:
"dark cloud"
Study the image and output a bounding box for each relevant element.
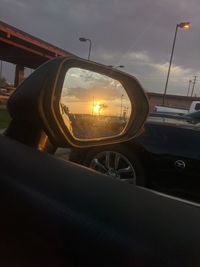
[1,0,200,95]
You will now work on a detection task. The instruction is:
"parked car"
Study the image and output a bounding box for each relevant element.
[154,100,200,114]
[70,113,200,199]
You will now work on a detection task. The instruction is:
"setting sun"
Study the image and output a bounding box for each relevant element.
[93,103,101,114]
[93,102,108,115]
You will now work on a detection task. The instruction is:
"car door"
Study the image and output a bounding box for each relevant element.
[1,133,200,266]
[139,122,200,197]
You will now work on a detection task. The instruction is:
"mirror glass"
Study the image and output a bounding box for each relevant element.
[60,67,132,140]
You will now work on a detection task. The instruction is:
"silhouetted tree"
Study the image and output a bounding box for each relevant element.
[0,77,8,88]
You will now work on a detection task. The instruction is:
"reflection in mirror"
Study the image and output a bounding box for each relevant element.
[60,67,132,140]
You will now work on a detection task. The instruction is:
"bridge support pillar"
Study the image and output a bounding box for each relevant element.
[14,64,25,87]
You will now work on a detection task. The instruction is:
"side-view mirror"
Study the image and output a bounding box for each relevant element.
[6,57,149,150]
[60,68,132,140]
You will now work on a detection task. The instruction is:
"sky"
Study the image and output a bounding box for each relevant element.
[0,0,200,96]
[61,67,131,115]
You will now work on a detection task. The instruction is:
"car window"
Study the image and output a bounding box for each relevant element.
[1,0,200,203]
[195,103,200,111]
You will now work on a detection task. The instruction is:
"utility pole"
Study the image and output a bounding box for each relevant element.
[120,94,124,117]
[191,75,198,97]
[92,96,94,116]
[187,80,192,96]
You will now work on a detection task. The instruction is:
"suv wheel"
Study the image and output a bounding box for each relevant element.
[84,146,146,186]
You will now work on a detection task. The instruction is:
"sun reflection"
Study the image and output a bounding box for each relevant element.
[93,103,101,114]
[92,102,108,115]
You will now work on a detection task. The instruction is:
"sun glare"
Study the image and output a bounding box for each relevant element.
[93,103,101,113]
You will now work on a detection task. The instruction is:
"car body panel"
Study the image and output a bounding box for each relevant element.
[70,115,200,192]
[137,119,200,177]
[1,134,200,265]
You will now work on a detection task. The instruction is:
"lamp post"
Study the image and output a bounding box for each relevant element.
[162,22,191,105]
[108,65,124,69]
[79,37,92,60]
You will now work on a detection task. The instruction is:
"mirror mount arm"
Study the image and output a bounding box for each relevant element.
[5,119,57,154]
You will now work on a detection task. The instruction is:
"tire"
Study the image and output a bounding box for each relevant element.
[82,145,147,186]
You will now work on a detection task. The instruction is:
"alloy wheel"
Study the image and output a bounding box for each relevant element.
[89,151,136,184]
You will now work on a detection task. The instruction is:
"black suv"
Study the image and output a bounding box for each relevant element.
[70,113,200,199]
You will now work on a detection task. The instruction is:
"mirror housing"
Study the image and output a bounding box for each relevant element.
[6,56,149,150]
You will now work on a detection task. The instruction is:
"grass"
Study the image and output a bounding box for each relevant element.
[0,109,11,129]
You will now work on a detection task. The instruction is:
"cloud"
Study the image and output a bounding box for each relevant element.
[1,0,200,95]
[62,79,126,101]
[61,67,127,102]
[63,82,125,102]
[152,62,193,79]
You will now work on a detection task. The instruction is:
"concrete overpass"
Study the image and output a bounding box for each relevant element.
[0,20,74,86]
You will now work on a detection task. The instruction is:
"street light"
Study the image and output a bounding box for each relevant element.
[108,65,125,69]
[79,37,92,60]
[162,21,191,105]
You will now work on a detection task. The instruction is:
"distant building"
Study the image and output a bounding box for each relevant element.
[147,92,200,112]
[1,86,200,113]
